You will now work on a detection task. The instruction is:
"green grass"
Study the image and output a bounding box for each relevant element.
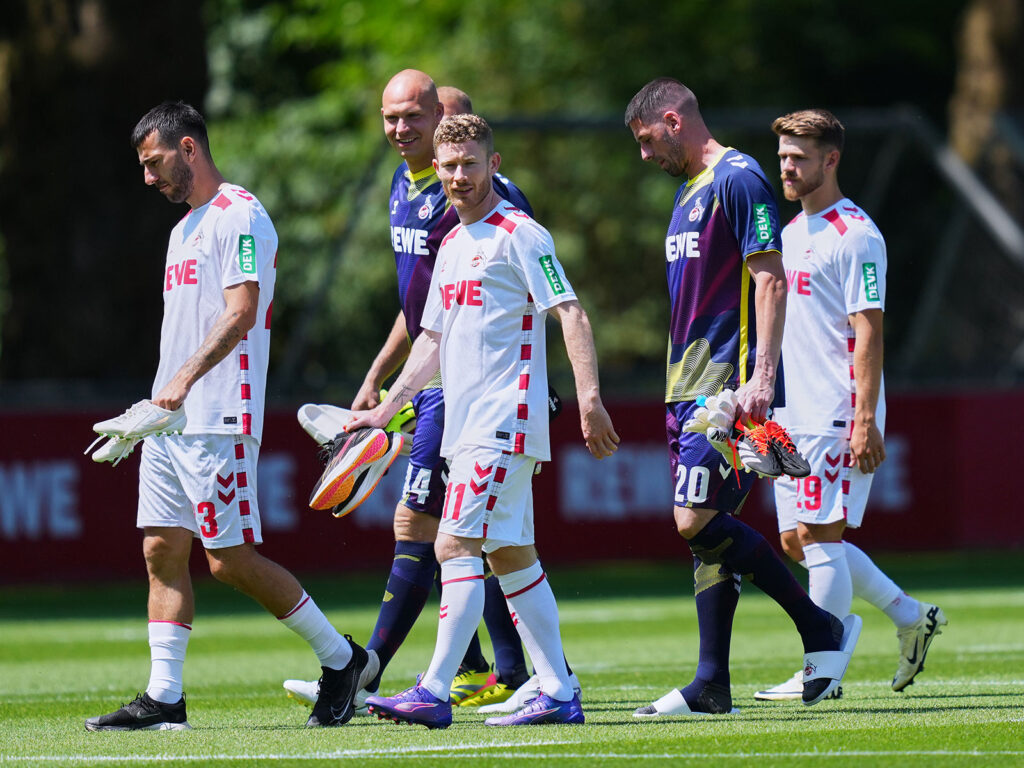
[2,554,1022,767]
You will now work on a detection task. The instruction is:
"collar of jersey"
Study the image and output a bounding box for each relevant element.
[406,164,438,185]
[404,164,440,202]
[679,147,731,207]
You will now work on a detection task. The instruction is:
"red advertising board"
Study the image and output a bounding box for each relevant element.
[1,392,1021,583]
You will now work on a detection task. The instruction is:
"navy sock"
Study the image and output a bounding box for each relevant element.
[435,565,489,672]
[689,512,836,652]
[462,635,488,672]
[680,555,740,703]
[482,574,528,686]
[367,541,436,688]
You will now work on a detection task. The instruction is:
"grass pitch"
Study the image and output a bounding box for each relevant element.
[1,553,1022,767]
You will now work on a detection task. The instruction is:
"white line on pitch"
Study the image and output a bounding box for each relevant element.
[4,749,1024,763]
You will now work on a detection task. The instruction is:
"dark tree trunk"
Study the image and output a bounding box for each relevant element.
[948,0,1024,217]
[0,0,207,384]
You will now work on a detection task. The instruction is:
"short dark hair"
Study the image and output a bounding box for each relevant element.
[772,109,845,153]
[434,113,494,155]
[624,77,695,126]
[438,86,473,115]
[131,101,210,154]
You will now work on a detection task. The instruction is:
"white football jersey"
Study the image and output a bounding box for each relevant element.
[152,184,278,443]
[775,198,886,435]
[421,200,577,460]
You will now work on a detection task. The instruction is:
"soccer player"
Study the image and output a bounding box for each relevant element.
[625,78,860,717]
[437,85,473,116]
[755,109,946,701]
[353,113,618,728]
[310,71,549,708]
[85,102,370,731]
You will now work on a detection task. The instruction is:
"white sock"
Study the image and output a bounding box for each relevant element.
[420,556,486,702]
[803,541,852,618]
[278,592,352,669]
[883,592,923,628]
[842,541,921,627]
[499,561,572,702]
[146,620,191,704]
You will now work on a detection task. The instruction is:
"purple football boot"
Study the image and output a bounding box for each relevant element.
[365,685,452,729]
[484,692,584,726]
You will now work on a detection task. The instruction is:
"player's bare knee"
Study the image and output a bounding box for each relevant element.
[204,544,253,586]
[486,545,538,576]
[394,505,439,542]
[674,505,714,539]
[434,533,481,564]
[797,520,845,548]
[205,553,234,584]
[142,532,189,577]
[780,530,803,562]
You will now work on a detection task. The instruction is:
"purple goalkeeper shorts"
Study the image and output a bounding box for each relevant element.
[665,400,754,514]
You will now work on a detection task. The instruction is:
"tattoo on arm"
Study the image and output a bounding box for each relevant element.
[391,384,417,405]
[176,309,247,387]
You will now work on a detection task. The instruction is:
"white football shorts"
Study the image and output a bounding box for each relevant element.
[773,432,875,531]
[439,446,536,553]
[138,433,262,548]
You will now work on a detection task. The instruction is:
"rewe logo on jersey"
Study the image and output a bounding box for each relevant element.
[391,226,430,256]
[238,235,256,274]
[165,258,198,291]
[786,269,811,296]
[441,280,483,309]
[863,262,880,301]
[666,231,700,262]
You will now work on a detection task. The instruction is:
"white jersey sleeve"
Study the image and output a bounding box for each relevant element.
[212,191,276,291]
[836,225,886,315]
[506,222,577,312]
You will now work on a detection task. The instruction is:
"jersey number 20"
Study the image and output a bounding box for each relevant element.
[674,464,710,505]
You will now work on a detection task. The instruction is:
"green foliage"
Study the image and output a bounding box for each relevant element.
[200,0,963,398]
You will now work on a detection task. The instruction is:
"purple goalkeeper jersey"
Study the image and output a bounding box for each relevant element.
[389,164,531,340]
[662,148,784,403]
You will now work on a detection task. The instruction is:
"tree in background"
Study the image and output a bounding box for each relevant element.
[203,0,965,399]
[1,0,986,399]
[949,0,1024,215]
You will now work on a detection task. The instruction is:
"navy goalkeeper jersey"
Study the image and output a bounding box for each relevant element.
[663,148,784,403]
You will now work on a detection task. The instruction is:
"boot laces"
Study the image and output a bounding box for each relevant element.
[764,421,797,453]
[739,423,772,455]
